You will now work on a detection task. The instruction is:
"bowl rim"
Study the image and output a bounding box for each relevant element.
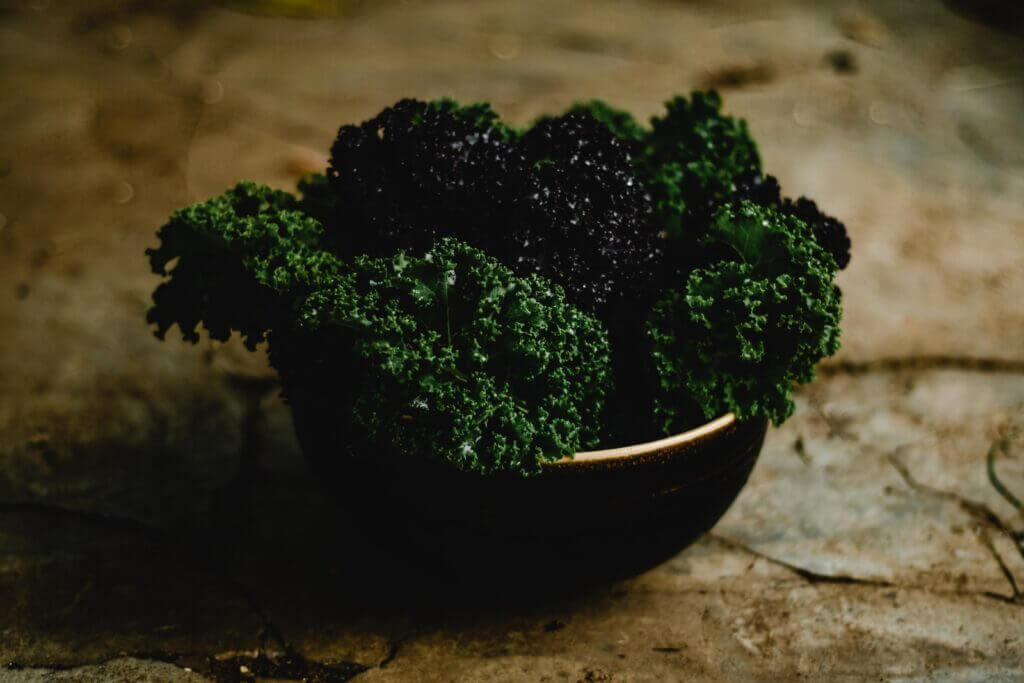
[545,413,737,467]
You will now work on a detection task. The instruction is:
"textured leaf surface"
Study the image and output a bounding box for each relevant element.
[293,239,613,475]
[646,201,842,430]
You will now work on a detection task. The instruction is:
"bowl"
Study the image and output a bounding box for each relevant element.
[290,398,768,585]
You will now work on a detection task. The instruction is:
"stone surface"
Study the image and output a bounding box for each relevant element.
[1,0,1023,681]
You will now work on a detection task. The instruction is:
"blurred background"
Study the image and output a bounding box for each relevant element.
[1,1,1023,680]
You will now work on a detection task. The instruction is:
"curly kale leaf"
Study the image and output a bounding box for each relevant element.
[646,201,841,430]
[731,172,851,270]
[325,98,664,317]
[571,92,770,294]
[780,196,851,270]
[293,238,613,476]
[564,94,760,220]
[326,98,524,259]
[515,110,662,313]
[145,182,336,349]
[638,90,761,238]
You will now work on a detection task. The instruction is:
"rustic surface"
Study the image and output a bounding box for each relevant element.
[1,0,1023,680]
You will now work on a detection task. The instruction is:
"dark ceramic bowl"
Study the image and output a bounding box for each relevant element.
[291,405,768,584]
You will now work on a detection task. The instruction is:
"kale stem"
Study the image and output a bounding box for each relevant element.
[442,272,453,349]
[446,365,469,383]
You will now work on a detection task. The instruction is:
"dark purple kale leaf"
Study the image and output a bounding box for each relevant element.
[325,99,664,316]
[514,110,662,312]
[326,98,523,259]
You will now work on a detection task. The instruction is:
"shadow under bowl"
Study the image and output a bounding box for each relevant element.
[291,408,768,587]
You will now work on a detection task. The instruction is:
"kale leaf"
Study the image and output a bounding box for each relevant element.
[325,98,522,259]
[731,172,852,269]
[636,90,762,239]
[646,201,842,431]
[515,109,662,313]
[324,98,663,317]
[145,181,331,349]
[284,239,614,475]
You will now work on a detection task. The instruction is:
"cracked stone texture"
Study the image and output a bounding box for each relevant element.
[1,0,1023,680]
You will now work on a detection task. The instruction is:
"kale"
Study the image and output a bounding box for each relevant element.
[147,90,851,475]
[637,90,762,239]
[292,239,613,475]
[646,201,842,431]
[573,96,849,274]
[557,92,764,290]
[145,181,330,349]
[560,96,850,272]
[780,196,851,270]
[428,97,522,140]
[731,172,852,269]
[724,170,783,212]
[325,98,522,259]
[515,110,662,313]
[325,98,663,316]
[146,187,612,475]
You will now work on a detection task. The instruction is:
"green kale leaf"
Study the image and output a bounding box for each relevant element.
[146,181,336,349]
[426,97,521,141]
[639,90,762,239]
[730,172,852,269]
[293,238,613,476]
[646,201,841,431]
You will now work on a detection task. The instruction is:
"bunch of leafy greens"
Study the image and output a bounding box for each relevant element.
[146,90,849,476]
